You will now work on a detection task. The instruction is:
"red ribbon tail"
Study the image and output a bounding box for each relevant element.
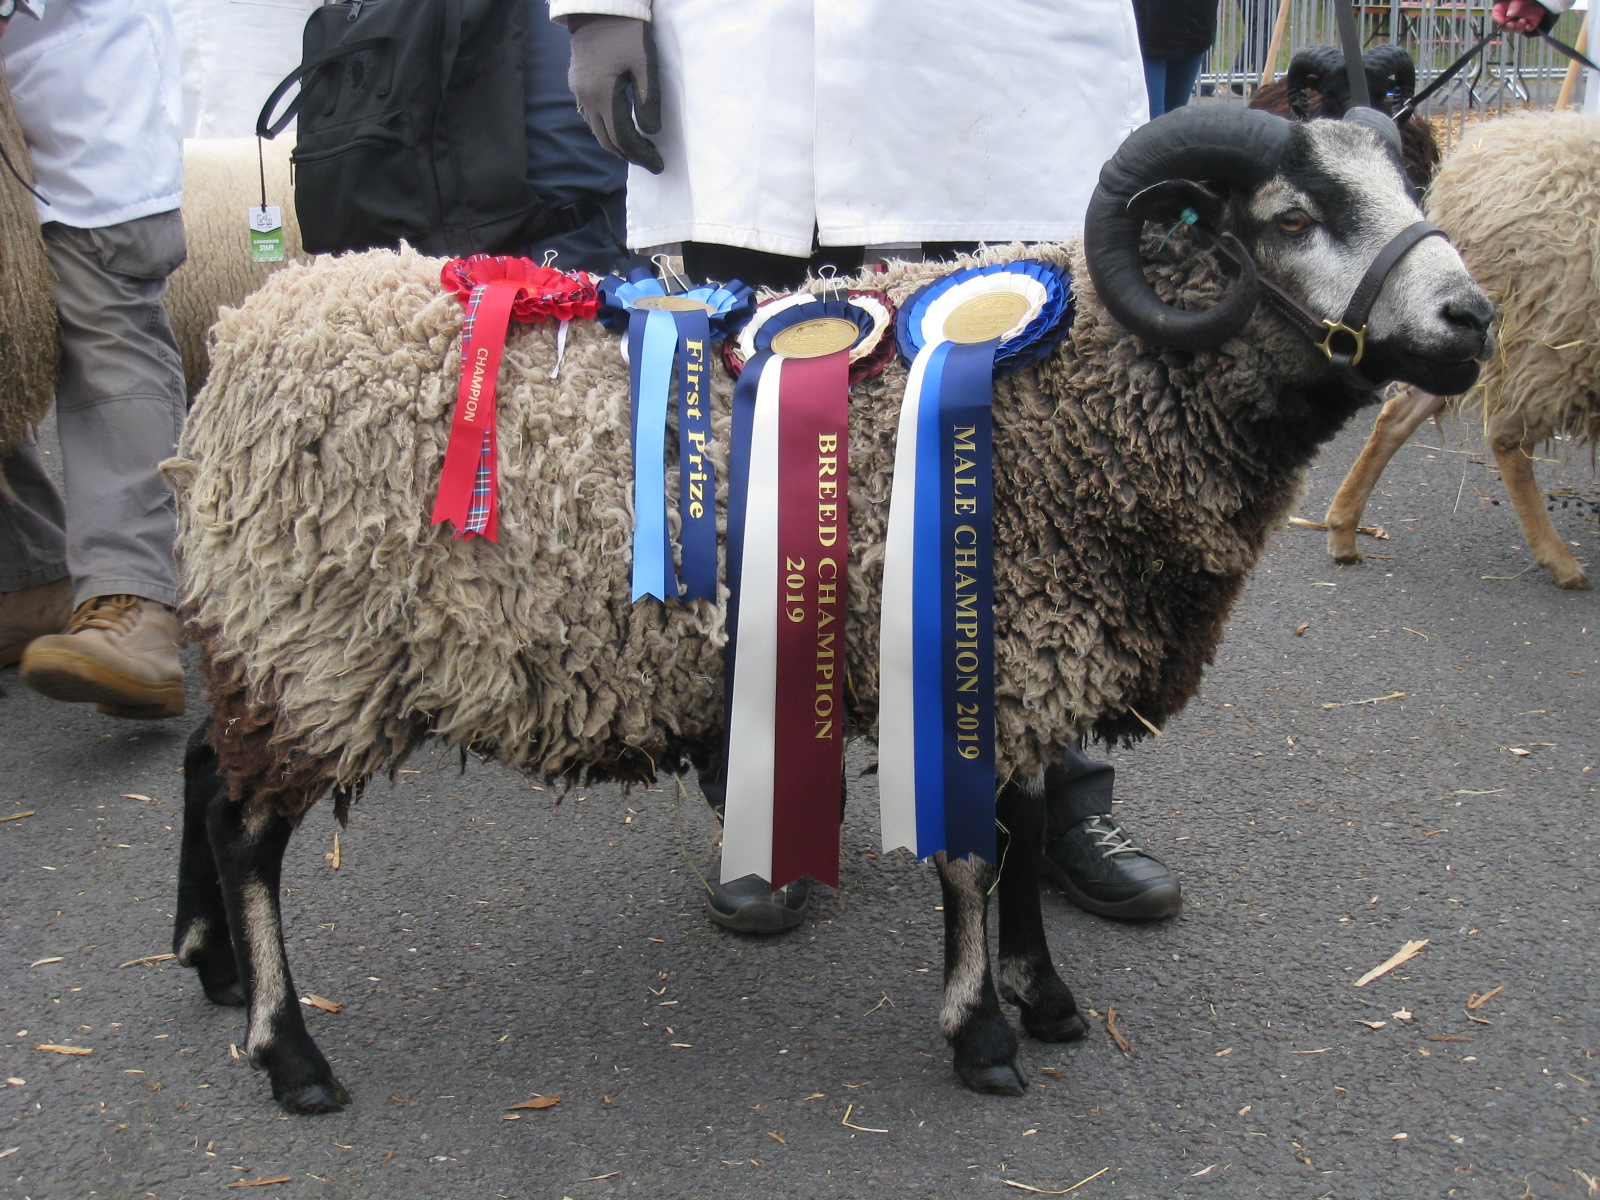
[769,350,851,890]
[434,282,520,539]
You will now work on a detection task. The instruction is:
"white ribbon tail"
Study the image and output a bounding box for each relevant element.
[720,360,784,884]
[550,318,570,379]
[878,346,934,856]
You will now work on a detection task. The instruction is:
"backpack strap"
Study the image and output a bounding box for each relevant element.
[255,36,390,139]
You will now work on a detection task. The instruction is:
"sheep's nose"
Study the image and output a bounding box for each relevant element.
[1443,291,1492,334]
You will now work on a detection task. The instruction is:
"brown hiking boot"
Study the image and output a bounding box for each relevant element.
[0,578,75,668]
[20,594,185,718]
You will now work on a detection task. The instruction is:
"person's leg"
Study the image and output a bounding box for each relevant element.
[19,212,189,718]
[921,241,982,261]
[0,433,69,591]
[1163,53,1207,114]
[1144,58,1171,118]
[0,433,74,666]
[681,241,865,291]
[46,214,187,607]
[1040,737,1182,920]
[521,6,632,274]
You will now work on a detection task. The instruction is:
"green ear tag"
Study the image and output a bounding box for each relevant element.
[248,205,285,263]
[1155,207,1200,255]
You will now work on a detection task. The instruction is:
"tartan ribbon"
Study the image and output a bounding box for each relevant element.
[432,256,599,541]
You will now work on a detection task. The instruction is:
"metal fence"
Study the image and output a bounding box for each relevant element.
[1200,0,1591,149]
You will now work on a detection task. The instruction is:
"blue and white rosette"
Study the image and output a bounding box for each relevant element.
[879,260,1074,864]
[599,268,754,602]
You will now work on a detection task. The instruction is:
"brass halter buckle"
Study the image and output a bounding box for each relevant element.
[1316,318,1367,367]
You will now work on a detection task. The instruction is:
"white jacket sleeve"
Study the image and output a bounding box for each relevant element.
[547,0,652,24]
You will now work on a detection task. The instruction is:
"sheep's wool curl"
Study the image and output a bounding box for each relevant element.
[0,65,59,452]
[172,240,1343,817]
[1427,110,1600,449]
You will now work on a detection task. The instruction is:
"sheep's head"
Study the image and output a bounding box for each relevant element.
[1084,106,1489,397]
[1282,44,1418,119]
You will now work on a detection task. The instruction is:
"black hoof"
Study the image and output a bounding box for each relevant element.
[956,1060,1028,1095]
[201,978,247,1008]
[1022,1008,1088,1043]
[276,1078,351,1114]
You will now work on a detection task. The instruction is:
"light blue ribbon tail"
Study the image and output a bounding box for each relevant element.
[631,309,679,602]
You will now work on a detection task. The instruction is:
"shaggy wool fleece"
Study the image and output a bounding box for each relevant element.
[0,66,59,454]
[170,238,1370,817]
[1426,110,1600,450]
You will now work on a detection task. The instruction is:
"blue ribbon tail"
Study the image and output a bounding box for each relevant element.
[937,340,999,865]
[912,341,953,857]
[675,309,718,602]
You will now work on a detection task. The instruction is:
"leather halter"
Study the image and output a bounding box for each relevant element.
[1204,220,1448,390]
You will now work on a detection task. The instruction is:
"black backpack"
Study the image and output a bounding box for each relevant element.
[257,0,551,257]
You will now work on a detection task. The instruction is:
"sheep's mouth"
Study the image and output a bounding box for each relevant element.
[1368,345,1482,394]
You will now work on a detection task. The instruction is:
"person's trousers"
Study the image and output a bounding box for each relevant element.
[1143,54,1208,119]
[0,211,188,609]
[522,5,631,274]
[1043,737,1116,837]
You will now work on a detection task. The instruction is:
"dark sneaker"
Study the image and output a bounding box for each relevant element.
[705,871,812,934]
[20,594,185,718]
[1041,814,1181,920]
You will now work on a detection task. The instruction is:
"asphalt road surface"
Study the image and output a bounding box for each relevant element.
[2,413,1597,1200]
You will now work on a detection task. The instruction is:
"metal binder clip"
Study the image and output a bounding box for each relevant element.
[817,263,847,303]
[651,252,692,294]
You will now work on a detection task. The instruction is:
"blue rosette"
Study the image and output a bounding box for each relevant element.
[751,295,877,354]
[896,259,1074,375]
[598,266,755,339]
[597,266,754,602]
[725,289,899,386]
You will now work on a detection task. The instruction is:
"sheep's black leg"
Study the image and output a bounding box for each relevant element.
[994,780,1086,1043]
[173,723,245,1007]
[937,852,1025,1095]
[207,781,349,1114]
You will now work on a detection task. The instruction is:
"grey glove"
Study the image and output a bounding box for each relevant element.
[567,15,663,174]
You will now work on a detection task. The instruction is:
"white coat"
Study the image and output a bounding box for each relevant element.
[171,0,321,139]
[2,0,184,228]
[550,0,1149,256]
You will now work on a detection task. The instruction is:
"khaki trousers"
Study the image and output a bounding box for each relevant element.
[0,210,188,609]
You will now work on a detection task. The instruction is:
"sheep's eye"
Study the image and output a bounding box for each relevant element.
[1278,209,1313,234]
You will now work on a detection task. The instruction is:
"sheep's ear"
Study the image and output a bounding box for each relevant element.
[1126,179,1226,229]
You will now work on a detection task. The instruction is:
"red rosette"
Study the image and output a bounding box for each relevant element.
[439,254,600,323]
[722,288,897,386]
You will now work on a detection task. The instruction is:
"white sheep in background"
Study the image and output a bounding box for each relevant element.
[0,64,59,454]
[162,107,1491,1113]
[168,136,304,397]
[1325,110,1600,589]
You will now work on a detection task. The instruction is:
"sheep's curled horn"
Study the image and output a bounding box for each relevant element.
[1083,105,1292,352]
[1285,44,1347,118]
[1362,43,1417,115]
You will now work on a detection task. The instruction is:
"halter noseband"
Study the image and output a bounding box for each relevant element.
[1205,220,1448,389]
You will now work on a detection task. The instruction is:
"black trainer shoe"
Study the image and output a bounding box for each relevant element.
[1041,814,1182,920]
[705,871,812,934]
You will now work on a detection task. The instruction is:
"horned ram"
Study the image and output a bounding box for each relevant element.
[161,106,1491,1112]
